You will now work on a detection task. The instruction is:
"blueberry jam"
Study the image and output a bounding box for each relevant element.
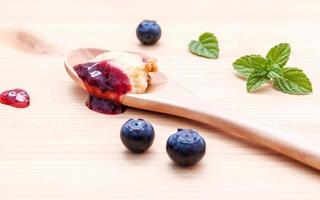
[73,60,131,115]
[0,88,30,108]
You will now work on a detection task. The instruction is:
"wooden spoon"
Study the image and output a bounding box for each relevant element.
[65,48,320,171]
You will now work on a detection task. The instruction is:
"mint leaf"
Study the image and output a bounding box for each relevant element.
[273,67,312,94]
[233,55,267,78]
[233,43,312,95]
[267,64,283,79]
[246,72,269,92]
[266,43,291,68]
[188,32,219,59]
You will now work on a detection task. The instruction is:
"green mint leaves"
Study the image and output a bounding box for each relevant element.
[247,72,269,92]
[266,43,291,68]
[273,68,313,95]
[188,38,312,95]
[189,32,219,59]
[233,43,312,95]
[233,55,268,78]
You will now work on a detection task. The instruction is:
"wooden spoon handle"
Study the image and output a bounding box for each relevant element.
[123,92,320,170]
[197,109,320,171]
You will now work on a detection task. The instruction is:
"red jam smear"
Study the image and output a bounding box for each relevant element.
[73,60,131,115]
[0,89,30,108]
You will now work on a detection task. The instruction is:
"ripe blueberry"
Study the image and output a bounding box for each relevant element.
[120,119,155,153]
[166,129,206,166]
[136,20,161,45]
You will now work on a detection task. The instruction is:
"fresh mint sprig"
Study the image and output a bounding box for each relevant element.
[233,43,312,95]
[188,32,219,59]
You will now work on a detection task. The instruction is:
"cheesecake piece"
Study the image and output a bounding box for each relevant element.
[93,51,158,93]
[73,51,158,115]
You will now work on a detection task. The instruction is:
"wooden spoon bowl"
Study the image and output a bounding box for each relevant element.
[65,48,320,171]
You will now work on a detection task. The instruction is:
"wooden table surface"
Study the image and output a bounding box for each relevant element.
[0,0,320,199]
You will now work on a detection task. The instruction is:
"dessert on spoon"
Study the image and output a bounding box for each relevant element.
[71,50,158,114]
[65,48,320,171]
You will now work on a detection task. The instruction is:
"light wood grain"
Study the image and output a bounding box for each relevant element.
[1,0,320,199]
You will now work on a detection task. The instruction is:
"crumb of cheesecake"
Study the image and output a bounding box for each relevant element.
[139,53,158,72]
[93,51,158,94]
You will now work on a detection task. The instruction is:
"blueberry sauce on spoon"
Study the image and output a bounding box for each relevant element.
[73,60,131,115]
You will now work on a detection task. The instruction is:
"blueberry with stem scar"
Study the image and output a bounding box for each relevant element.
[120,119,155,153]
[166,129,206,166]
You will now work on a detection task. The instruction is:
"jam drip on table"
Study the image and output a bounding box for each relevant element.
[73,60,131,115]
[0,89,30,108]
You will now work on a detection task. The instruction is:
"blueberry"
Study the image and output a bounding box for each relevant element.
[136,20,161,45]
[166,129,206,166]
[120,119,155,153]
